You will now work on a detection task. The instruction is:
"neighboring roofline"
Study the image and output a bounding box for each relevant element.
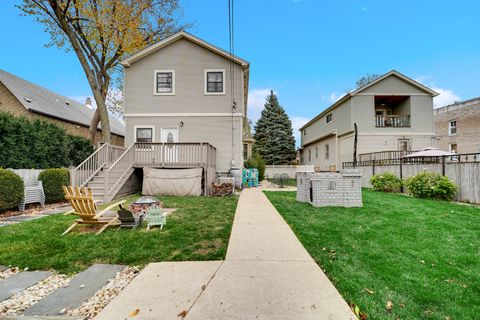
[28,109,125,137]
[121,31,250,68]
[436,96,480,110]
[299,70,439,131]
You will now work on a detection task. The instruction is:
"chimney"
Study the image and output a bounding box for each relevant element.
[85,97,93,109]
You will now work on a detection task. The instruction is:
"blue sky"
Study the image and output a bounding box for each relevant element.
[1,0,479,143]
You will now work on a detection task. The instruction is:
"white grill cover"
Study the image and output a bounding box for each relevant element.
[142,168,203,196]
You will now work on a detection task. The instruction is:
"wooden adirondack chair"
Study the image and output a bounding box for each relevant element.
[62,186,125,236]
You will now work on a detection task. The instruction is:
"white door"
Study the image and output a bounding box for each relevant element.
[161,128,179,163]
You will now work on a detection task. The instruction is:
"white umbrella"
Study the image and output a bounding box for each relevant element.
[402,147,455,158]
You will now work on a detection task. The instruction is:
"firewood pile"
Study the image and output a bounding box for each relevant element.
[211,182,234,196]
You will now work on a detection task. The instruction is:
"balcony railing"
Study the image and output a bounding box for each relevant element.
[375,115,410,127]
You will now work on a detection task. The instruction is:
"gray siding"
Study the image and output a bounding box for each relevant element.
[124,39,244,115]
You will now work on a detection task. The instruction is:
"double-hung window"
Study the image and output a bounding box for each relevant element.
[154,70,175,95]
[135,127,153,143]
[205,70,225,94]
[448,120,457,135]
[326,113,333,124]
[325,144,330,159]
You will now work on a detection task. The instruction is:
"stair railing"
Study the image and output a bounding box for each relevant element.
[71,143,109,187]
[104,143,136,202]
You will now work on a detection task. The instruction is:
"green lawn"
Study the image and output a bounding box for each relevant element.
[265,190,480,320]
[0,194,238,274]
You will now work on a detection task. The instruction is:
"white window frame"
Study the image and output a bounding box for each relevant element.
[134,126,155,143]
[325,113,333,124]
[153,70,175,96]
[325,144,330,159]
[204,69,226,95]
[448,120,457,136]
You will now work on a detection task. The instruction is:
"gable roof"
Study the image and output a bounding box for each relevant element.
[300,70,439,130]
[0,69,125,136]
[120,31,250,68]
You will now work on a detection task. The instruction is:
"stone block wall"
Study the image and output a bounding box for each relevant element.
[297,169,362,207]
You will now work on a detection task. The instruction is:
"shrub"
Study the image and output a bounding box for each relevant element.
[245,153,266,181]
[0,112,93,169]
[0,168,24,211]
[405,172,457,201]
[38,168,70,203]
[370,172,402,192]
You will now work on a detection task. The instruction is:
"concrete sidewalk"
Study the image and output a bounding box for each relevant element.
[95,188,356,320]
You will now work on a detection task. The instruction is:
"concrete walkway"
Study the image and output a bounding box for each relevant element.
[96,188,356,320]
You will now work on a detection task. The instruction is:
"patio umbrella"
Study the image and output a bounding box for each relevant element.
[402,147,455,158]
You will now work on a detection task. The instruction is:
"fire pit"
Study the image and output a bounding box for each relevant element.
[129,196,162,214]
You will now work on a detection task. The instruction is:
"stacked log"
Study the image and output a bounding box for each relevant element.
[211,182,234,196]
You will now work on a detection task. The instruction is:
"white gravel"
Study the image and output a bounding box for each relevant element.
[0,267,19,280]
[66,266,140,319]
[0,273,71,316]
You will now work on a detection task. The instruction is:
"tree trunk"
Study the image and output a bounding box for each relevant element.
[88,108,100,143]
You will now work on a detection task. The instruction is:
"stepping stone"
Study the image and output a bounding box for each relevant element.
[0,271,51,302]
[0,265,8,272]
[24,264,125,316]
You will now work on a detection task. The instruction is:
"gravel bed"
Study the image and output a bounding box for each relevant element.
[66,266,141,319]
[0,267,20,280]
[0,202,69,219]
[0,273,71,316]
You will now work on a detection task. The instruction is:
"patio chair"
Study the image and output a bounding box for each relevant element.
[145,208,166,231]
[9,169,46,211]
[62,186,125,236]
[117,204,144,230]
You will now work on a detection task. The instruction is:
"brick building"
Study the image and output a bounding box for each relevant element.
[433,97,480,154]
[0,69,125,146]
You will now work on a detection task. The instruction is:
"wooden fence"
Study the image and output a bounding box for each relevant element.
[343,154,480,204]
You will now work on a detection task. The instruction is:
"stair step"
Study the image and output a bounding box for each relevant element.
[24,264,125,316]
[0,271,52,302]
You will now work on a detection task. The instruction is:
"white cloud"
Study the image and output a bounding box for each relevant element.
[329,92,342,103]
[291,116,309,147]
[247,88,275,124]
[415,77,461,108]
[432,87,461,108]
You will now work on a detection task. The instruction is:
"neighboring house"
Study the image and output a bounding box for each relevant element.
[0,69,125,146]
[433,97,480,154]
[121,31,250,173]
[299,70,438,170]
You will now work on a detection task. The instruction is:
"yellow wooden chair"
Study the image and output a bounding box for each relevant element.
[62,186,125,236]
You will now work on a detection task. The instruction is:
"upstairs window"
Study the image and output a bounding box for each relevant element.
[154,70,175,95]
[449,120,457,135]
[326,113,333,124]
[205,70,225,94]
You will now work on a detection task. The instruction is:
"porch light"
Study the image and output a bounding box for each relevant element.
[179,121,184,127]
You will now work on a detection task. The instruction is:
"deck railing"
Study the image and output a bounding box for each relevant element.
[71,143,125,187]
[375,115,410,127]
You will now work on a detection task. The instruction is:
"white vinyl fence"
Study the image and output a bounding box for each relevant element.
[265,165,298,179]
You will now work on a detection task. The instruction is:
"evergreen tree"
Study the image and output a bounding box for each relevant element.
[253,91,296,164]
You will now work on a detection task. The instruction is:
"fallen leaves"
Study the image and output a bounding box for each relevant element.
[350,303,368,320]
[129,308,140,317]
[177,310,188,318]
[363,288,374,295]
[386,300,393,312]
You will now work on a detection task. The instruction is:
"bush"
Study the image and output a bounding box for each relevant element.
[405,172,457,201]
[0,168,24,211]
[38,168,69,203]
[370,172,402,192]
[245,153,266,181]
[0,112,93,169]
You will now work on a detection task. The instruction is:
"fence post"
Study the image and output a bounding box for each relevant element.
[442,155,446,176]
[399,158,404,193]
[372,160,375,175]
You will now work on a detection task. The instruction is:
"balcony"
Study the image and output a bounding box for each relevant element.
[375,115,410,127]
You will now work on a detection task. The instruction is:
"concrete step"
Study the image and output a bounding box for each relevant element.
[24,264,125,316]
[0,271,52,302]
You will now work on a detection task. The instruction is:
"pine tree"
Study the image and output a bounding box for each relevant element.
[253,91,296,165]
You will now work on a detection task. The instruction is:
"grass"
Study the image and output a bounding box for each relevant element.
[0,194,238,274]
[265,189,480,320]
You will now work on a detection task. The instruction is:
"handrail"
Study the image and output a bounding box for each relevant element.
[71,143,108,187]
[105,143,136,199]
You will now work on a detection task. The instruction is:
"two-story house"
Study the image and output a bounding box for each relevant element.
[70,32,250,202]
[299,70,438,170]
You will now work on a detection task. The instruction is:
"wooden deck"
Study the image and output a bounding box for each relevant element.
[71,142,217,202]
